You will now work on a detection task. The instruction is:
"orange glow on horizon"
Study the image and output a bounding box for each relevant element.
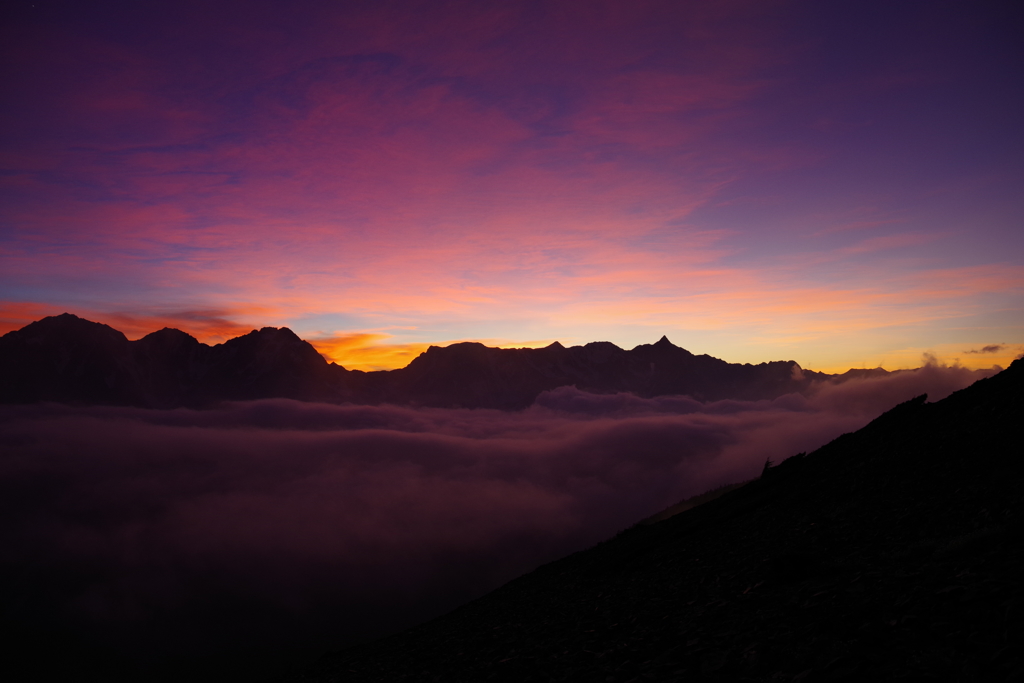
[2,302,1019,376]
[309,334,557,371]
[807,344,1022,375]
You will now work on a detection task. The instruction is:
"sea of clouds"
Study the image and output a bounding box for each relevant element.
[0,362,996,677]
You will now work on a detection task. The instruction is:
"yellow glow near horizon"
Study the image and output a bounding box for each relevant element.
[309,334,557,371]
[808,343,1020,375]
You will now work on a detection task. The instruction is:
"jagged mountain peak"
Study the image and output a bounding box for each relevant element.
[630,335,693,358]
[214,326,313,352]
[255,326,302,339]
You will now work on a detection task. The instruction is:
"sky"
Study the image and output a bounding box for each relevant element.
[2,0,1022,372]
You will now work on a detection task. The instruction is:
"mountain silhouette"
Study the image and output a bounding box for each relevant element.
[1,314,844,409]
[0,314,341,407]
[287,358,1024,682]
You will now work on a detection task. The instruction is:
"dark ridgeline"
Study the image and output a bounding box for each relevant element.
[0,313,838,409]
[285,360,1024,682]
[0,314,340,407]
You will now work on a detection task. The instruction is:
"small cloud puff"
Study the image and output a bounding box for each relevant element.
[963,344,1005,354]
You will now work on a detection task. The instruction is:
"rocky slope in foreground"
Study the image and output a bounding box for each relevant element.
[0,313,842,409]
[286,360,1024,682]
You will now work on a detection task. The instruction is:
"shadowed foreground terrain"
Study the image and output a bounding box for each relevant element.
[288,360,1024,682]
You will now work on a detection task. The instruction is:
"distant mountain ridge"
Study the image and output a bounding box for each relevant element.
[0,313,874,409]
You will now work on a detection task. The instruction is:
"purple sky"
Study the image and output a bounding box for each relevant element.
[2,0,1022,370]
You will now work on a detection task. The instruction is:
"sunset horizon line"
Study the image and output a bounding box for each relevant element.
[6,309,1017,376]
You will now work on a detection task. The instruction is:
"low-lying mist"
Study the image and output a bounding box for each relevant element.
[0,362,995,679]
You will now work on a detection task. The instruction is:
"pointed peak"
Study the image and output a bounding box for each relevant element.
[630,335,692,355]
[252,326,300,339]
[546,341,565,349]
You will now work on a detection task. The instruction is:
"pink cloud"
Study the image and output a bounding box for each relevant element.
[839,232,935,255]
[2,0,1021,381]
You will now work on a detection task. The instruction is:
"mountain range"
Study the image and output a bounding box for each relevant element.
[1,312,1017,681]
[0,314,881,409]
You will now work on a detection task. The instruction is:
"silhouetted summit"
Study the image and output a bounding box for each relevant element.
[0,313,138,405]
[0,314,340,407]
[2,314,844,409]
[288,359,1024,682]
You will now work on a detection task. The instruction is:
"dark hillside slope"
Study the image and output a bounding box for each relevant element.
[290,359,1024,682]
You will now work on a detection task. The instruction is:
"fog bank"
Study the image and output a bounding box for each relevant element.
[0,363,995,679]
